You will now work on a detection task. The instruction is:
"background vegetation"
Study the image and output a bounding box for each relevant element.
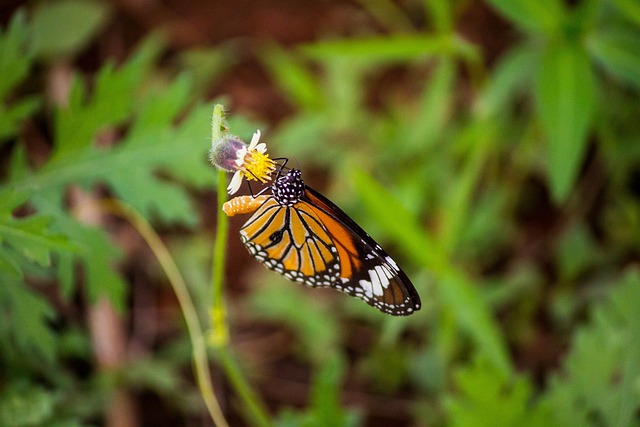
[1,0,640,426]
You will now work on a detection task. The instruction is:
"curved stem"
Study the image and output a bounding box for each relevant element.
[100,199,229,427]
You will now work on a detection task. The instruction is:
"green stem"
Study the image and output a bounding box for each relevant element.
[100,199,229,427]
[217,347,272,427]
[209,169,230,346]
[208,104,272,426]
[209,103,229,346]
[211,104,227,139]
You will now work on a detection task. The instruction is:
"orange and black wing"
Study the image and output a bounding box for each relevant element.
[239,197,342,287]
[301,186,421,316]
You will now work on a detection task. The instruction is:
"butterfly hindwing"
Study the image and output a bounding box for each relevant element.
[303,186,421,315]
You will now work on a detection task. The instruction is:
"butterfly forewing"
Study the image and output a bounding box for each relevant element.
[240,198,341,286]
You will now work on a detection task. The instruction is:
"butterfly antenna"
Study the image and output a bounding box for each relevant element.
[244,157,290,197]
[272,157,290,179]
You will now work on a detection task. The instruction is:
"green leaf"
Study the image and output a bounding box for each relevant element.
[546,269,640,426]
[0,95,41,142]
[351,168,440,266]
[0,189,76,270]
[0,10,31,100]
[52,35,162,160]
[111,167,197,226]
[306,355,361,427]
[7,142,30,181]
[301,34,479,63]
[247,280,340,365]
[12,104,210,228]
[445,358,553,427]
[276,355,362,427]
[610,0,640,26]
[0,382,56,427]
[0,248,22,278]
[359,342,414,392]
[261,44,326,111]
[323,58,368,128]
[46,212,126,309]
[162,102,217,188]
[106,76,212,225]
[127,73,192,140]
[2,216,55,266]
[0,11,40,143]
[9,34,208,229]
[486,0,564,34]
[0,186,29,212]
[30,0,110,58]
[84,245,126,308]
[110,105,214,226]
[0,280,57,360]
[352,169,512,376]
[406,58,455,150]
[475,45,537,118]
[178,47,234,94]
[272,113,330,161]
[535,41,596,202]
[426,0,455,33]
[438,123,495,254]
[554,222,598,281]
[588,27,640,90]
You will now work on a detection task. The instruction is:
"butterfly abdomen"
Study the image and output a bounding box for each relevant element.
[222,195,268,216]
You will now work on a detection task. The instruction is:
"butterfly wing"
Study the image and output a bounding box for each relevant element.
[239,197,342,287]
[302,186,421,316]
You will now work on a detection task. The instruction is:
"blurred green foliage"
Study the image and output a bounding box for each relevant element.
[276,355,361,427]
[0,7,234,425]
[1,0,640,425]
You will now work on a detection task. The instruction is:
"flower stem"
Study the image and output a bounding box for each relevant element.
[209,168,230,346]
[211,104,227,138]
[208,104,272,426]
[209,103,230,346]
[216,347,272,427]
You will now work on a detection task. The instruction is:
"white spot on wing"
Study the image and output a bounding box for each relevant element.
[359,279,374,299]
[368,268,384,296]
[375,265,392,287]
[385,256,399,271]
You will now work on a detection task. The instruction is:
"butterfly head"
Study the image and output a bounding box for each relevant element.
[272,169,305,206]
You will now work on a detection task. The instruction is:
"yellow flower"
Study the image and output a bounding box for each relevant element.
[209,130,277,194]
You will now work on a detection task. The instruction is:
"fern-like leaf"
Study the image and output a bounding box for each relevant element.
[546,269,640,427]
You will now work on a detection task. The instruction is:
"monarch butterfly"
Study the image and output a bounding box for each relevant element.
[224,167,421,316]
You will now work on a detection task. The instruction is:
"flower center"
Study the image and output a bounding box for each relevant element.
[242,150,276,183]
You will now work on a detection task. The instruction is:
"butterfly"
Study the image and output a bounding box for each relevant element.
[223,167,421,316]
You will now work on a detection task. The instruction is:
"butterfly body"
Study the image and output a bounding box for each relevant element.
[226,169,421,316]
